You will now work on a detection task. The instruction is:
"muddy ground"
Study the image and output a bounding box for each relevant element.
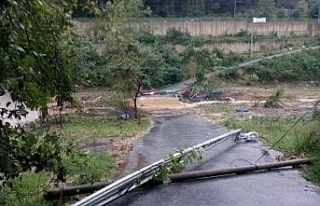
[66,84,320,168]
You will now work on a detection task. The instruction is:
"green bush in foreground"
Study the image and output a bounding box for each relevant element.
[0,173,51,206]
[64,152,116,184]
[0,152,115,206]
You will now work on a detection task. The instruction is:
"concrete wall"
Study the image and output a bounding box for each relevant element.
[175,39,307,53]
[141,20,320,36]
[74,19,320,37]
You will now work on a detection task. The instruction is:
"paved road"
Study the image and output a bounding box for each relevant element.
[110,113,320,206]
[165,46,320,91]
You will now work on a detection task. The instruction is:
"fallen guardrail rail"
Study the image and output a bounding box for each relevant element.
[71,129,243,206]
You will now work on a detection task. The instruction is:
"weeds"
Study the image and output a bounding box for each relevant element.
[264,87,285,108]
[63,152,116,184]
[50,115,150,146]
[223,114,320,181]
[0,114,150,205]
[0,173,51,206]
[304,154,320,183]
[247,73,259,85]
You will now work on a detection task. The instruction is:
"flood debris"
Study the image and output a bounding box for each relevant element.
[178,87,224,103]
[264,87,285,108]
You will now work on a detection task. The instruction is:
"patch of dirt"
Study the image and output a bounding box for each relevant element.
[137,96,187,110]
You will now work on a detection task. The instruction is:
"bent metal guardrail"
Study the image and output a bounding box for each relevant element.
[72,129,242,206]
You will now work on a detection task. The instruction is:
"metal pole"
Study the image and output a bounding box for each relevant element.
[72,129,242,206]
[168,158,313,181]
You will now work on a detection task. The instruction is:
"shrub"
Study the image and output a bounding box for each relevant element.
[247,73,259,85]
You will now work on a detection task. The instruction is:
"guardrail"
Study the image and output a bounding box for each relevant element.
[72,129,242,206]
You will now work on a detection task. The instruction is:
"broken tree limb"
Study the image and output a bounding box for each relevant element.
[168,158,313,182]
[44,182,111,200]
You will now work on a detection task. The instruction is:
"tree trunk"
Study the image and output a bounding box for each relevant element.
[133,83,142,123]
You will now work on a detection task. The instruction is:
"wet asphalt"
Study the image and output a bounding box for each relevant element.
[110,113,320,206]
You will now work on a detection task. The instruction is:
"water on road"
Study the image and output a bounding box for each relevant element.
[110,113,320,206]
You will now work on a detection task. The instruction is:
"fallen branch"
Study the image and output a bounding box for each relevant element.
[264,87,285,108]
[45,182,111,200]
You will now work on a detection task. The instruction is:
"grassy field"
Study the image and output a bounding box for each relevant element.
[223,114,320,182]
[52,115,150,145]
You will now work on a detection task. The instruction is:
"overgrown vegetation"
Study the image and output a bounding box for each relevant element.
[213,48,320,84]
[0,0,74,184]
[2,0,320,205]
[246,49,320,83]
[73,0,320,20]
[50,115,150,144]
[0,0,150,205]
[264,87,285,108]
[223,108,320,182]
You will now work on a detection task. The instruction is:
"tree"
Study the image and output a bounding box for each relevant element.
[297,0,308,17]
[0,0,74,180]
[182,47,222,85]
[307,0,320,19]
[106,29,165,121]
[64,31,110,87]
[257,0,276,17]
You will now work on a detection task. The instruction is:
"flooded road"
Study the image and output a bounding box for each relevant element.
[0,92,39,125]
[110,113,320,206]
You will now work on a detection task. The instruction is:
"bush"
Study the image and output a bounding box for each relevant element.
[245,49,320,83]
[304,154,320,183]
[64,152,115,184]
[223,114,320,182]
[217,68,238,80]
[247,73,259,85]
[292,10,301,18]
[0,173,51,206]
[165,28,192,45]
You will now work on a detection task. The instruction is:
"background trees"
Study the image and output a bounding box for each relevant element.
[67,0,320,19]
[0,0,75,180]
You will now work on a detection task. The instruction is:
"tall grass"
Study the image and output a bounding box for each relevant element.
[223,115,320,182]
